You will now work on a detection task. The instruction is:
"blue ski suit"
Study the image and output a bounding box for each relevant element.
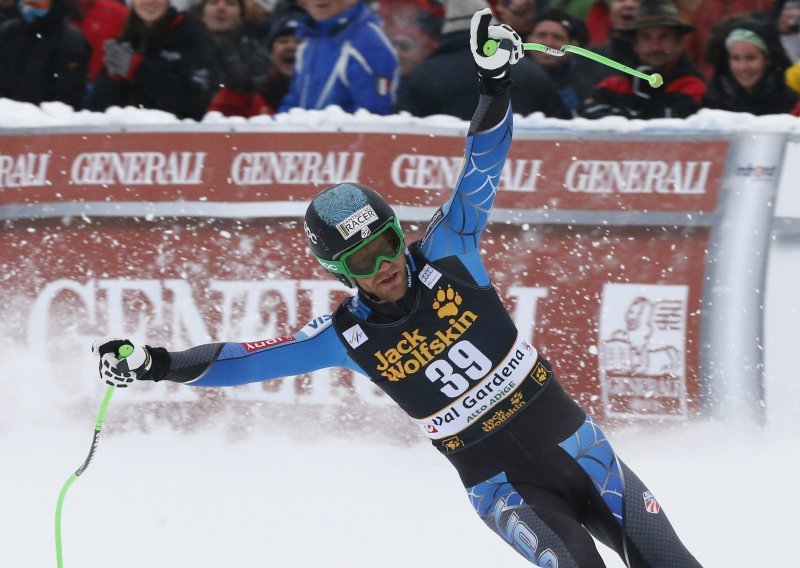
[278,1,397,115]
[144,81,701,568]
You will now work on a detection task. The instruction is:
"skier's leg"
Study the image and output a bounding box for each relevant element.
[466,471,607,567]
[613,459,702,567]
[558,415,702,567]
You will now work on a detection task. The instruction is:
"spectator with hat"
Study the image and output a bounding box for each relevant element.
[89,0,220,120]
[278,0,398,115]
[257,11,301,113]
[526,7,595,115]
[581,0,707,119]
[394,0,569,119]
[0,0,91,109]
[704,17,800,114]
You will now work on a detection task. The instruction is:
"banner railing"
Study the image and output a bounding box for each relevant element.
[1,123,785,427]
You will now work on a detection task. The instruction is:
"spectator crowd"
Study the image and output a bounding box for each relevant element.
[1,0,799,120]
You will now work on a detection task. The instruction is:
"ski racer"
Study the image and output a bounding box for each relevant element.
[93,9,702,567]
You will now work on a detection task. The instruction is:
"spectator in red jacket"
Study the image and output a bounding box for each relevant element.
[581,0,707,119]
[586,0,640,47]
[203,0,271,117]
[89,0,220,120]
[71,0,129,84]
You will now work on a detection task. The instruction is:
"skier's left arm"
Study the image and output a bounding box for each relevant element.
[420,9,522,283]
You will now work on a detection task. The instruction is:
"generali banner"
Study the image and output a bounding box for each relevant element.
[0,131,725,212]
[0,129,727,430]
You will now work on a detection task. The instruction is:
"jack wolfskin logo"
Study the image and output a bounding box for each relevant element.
[441,436,464,452]
[531,362,548,385]
[433,285,462,318]
[373,311,479,381]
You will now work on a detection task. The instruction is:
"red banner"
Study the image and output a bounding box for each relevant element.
[0,131,725,212]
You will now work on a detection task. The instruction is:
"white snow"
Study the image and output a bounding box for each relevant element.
[2,99,799,567]
[5,96,800,132]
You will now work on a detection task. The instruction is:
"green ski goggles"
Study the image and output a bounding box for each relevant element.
[314,218,405,279]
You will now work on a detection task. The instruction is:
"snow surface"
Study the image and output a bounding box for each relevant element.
[2,100,799,567]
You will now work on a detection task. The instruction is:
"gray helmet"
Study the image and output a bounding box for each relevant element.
[304,183,402,287]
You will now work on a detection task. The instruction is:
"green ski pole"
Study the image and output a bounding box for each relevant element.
[482,39,664,88]
[55,343,131,568]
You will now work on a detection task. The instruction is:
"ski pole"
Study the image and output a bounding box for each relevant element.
[55,343,131,568]
[482,39,664,88]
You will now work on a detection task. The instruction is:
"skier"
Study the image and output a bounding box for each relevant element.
[93,9,702,567]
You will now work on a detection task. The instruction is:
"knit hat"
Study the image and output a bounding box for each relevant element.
[441,0,487,35]
[627,0,694,35]
[532,7,589,47]
[267,12,300,49]
[725,28,768,53]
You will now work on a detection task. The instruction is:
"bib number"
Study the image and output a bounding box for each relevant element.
[425,340,491,397]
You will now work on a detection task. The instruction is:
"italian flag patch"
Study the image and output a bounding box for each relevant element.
[376,77,391,96]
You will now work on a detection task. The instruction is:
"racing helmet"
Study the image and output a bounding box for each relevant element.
[304,183,405,287]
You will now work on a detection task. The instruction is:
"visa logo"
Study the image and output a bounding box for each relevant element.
[300,313,333,338]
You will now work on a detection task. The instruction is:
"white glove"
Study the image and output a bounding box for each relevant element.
[92,337,152,388]
[469,8,523,80]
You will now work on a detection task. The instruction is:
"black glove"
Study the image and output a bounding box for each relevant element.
[103,39,138,79]
[469,8,523,80]
[92,337,152,388]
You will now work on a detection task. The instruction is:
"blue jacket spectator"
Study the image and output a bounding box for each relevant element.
[279,0,398,114]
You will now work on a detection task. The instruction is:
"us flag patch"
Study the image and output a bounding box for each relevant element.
[642,491,661,514]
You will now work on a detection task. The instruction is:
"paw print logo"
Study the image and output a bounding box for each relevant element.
[511,392,524,406]
[532,362,549,385]
[442,436,464,452]
[432,285,462,318]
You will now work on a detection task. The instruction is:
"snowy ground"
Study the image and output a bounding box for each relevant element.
[2,101,799,567]
[2,387,798,567]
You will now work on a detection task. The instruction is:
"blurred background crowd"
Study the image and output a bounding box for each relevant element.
[2,0,799,121]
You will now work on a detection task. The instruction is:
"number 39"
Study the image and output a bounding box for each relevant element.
[425,340,491,397]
